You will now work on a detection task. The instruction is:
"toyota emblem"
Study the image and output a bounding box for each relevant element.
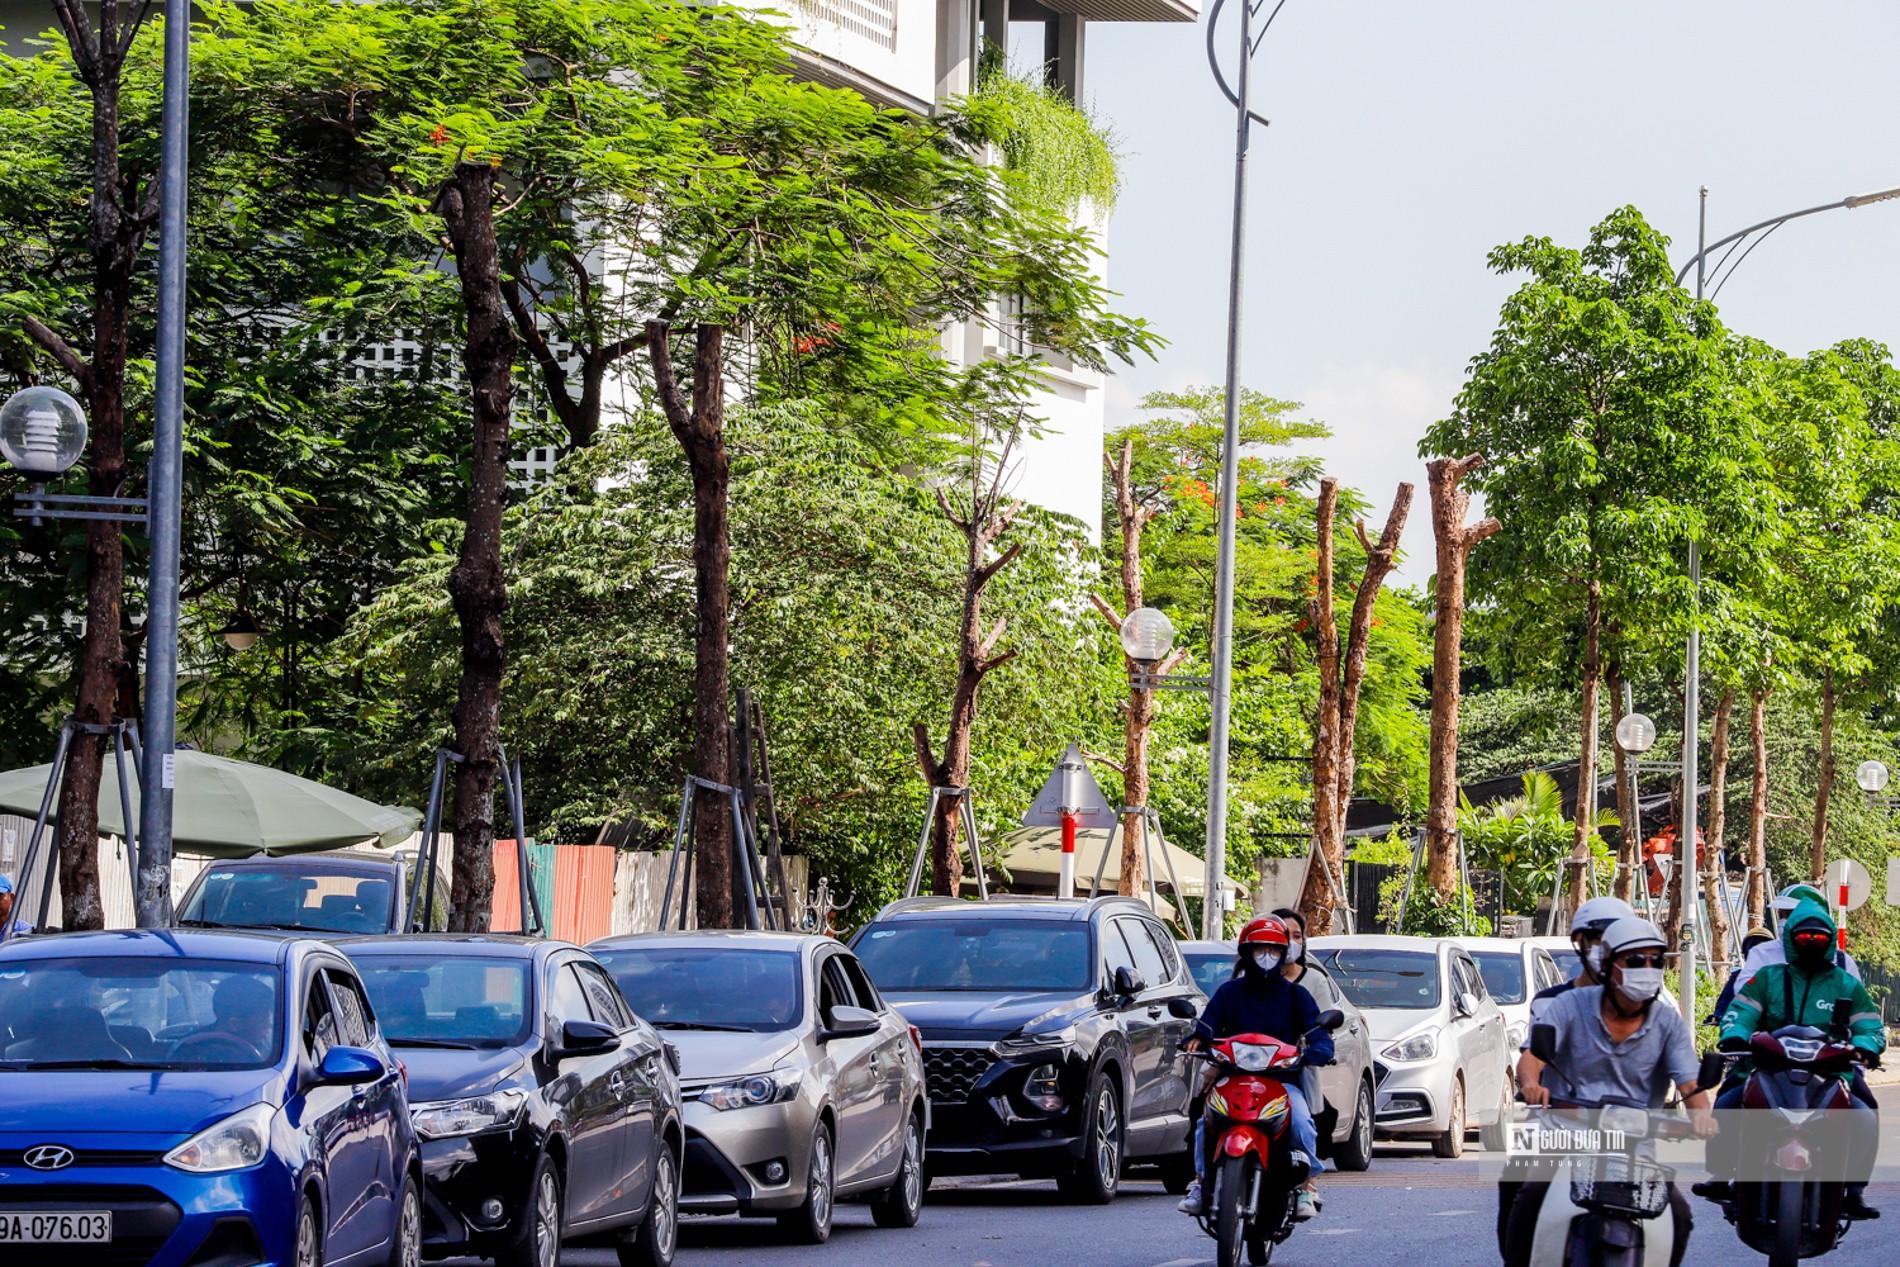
[23,1145,75,1171]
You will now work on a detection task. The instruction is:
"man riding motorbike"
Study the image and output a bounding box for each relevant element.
[1496,894,1637,1255]
[1694,895,1885,1219]
[1179,915,1333,1222]
[1731,884,1863,990]
[1507,917,1716,1267]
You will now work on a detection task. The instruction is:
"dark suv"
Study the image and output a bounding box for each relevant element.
[850,895,1201,1203]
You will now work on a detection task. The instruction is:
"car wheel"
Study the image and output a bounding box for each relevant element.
[777,1124,834,1245]
[1430,1078,1465,1159]
[871,1111,925,1229]
[1333,1079,1375,1172]
[502,1153,563,1267]
[619,1141,679,1267]
[383,1172,422,1267]
[294,1194,322,1267]
[1056,1070,1123,1205]
[1479,1069,1514,1153]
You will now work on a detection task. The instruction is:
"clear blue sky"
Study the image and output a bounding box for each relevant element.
[1083,0,1900,583]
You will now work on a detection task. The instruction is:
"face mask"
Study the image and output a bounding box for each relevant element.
[1285,940,1304,964]
[1250,949,1283,973]
[1792,939,1834,971]
[1617,967,1665,1002]
[1582,942,1606,976]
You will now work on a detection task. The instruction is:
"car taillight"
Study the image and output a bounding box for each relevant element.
[908,1024,923,1054]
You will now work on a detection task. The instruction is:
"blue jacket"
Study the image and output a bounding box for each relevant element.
[1195,967,1335,1065]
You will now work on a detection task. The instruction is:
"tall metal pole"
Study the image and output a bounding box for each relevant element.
[1202,0,1254,940]
[1677,187,1707,1026]
[135,0,192,929]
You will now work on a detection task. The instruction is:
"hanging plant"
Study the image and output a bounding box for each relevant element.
[972,44,1121,217]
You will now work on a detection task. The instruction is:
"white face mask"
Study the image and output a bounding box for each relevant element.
[1250,949,1283,972]
[1582,942,1606,976]
[1285,940,1304,964]
[1617,967,1665,1002]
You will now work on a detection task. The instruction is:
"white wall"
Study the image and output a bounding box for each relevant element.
[730,0,942,111]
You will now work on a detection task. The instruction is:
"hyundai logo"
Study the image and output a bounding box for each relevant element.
[23,1145,75,1171]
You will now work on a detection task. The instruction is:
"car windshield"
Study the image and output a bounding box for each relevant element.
[595,947,803,1031]
[854,919,1092,992]
[0,956,282,1070]
[1311,948,1442,1009]
[1549,947,1581,981]
[1184,952,1234,998]
[1472,952,1527,1004]
[180,867,394,935]
[354,956,530,1047]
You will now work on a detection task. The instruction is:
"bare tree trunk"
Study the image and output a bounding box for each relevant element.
[1705,687,1736,973]
[437,163,516,932]
[1106,439,1154,897]
[1607,662,1636,903]
[1747,689,1769,927]
[1565,583,1602,918]
[29,0,158,931]
[649,321,735,928]
[1424,456,1500,900]
[1301,481,1342,932]
[1810,669,1834,883]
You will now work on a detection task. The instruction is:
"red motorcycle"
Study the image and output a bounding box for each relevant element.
[1189,1012,1341,1267]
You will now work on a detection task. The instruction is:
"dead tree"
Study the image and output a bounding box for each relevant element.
[1423,455,1500,898]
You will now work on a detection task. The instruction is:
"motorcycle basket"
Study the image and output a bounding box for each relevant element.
[1569,1154,1673,1219]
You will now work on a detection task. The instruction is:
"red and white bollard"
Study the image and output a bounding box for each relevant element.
[1058,811,1078,899]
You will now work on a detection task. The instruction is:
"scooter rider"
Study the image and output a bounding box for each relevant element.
[1496,894,1636,1256]
[1695,894,1885,1219]
[1178,916,1333,1222]
[1507,917,1716,1267]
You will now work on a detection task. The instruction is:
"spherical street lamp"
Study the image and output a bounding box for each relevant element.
[214,610,261,652]
[1615,713,1656,755]
[1855,760,1890,794]
[0,386,88,478]
[1120,607,1175,666]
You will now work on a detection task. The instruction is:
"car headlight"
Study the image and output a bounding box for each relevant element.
[998,1025,1076,1054]
[700,1069,801,1111]
[411,1090,528,1140]
[164,1103,275,1173]
[1380,1033,1437,1063]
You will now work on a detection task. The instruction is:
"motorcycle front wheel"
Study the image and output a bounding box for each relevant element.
[1214,1153,1255,1267]
[1769,1181,1803,1267]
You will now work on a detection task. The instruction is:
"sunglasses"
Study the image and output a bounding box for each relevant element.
[1618,954,1666,969]
[1791,932,1833,947]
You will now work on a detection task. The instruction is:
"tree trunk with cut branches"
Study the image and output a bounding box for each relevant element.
[1424,455,1500,899]
[1705,687,1736,973]
[1811,669,1835,883]
[437,162,517,932]
[27,0,160,931]
[649,320,736,929]
[1607,662,1636,903]
[1302,481,1342,930]
[1565,585,1603,919]
[1747,690,1770,927]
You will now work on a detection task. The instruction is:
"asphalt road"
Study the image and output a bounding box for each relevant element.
[554,1142,1900,1267]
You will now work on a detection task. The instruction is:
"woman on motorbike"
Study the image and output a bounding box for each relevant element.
[1178,916,1333,1222]
[1508,917,1717,1267]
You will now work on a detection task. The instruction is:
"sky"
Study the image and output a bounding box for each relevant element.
[1075,0,1900,584]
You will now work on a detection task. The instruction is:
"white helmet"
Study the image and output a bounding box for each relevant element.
[1569,896,1637,936]
[1601,916,1668,959]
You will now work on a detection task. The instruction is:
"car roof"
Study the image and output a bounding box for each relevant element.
[335,933,561,960]
[0,927,312,966]
[588,929,835,954]
[1308,934,1456,953]
[196,854,404,875]
[1178,940,1236,955]
[864,895,1148,923]
[1451,936,1543,952]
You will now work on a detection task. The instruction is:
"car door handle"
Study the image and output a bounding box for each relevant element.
[609,1071,628,1096]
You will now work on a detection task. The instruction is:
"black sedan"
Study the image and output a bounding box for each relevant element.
[342,934,682,1267]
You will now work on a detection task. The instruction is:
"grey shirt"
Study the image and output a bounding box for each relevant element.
[1538,985,1699,1108]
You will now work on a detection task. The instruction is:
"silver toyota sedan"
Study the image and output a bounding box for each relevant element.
[589,930,927,1244]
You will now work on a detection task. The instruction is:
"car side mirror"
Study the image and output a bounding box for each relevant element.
[553,1019,618,1058]
[1167,997,1199,1020]
[820,1005,881,1041]
[1529,1023,1557,1064]
[1457,991,1480,1018]
[1315,1008,1345,1032]
[1113,966,1147,998]
[317,1045,386,1086]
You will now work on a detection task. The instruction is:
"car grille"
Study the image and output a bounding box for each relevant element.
[0,1150,164,1168]
[923,1045,996,1105]
[1373,1060,1390,1087]
[0,1183,181,1266]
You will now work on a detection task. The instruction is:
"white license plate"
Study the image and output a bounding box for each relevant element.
[0,1211,113,1243]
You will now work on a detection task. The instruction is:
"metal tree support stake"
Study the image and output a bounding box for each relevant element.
[1085,805,1194,930]
[903,787,989,900]
[657,775,776,931]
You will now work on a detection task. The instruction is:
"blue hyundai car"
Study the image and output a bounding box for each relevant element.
[0,929,421,1267]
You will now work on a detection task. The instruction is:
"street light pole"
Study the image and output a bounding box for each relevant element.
[134,0,192,929]
[1201,0,1282,940]
[1669,178,1900,1022]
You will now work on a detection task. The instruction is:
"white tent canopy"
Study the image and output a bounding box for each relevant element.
[991,825,1241,901]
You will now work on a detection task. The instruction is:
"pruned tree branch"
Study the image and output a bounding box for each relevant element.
[1089,592,1124,631]
[912,722,938,782]
[973,541,1022,589]
[977,649,1018,677]
[22,317,92,394]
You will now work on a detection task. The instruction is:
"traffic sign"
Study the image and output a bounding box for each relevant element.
[1825,858,1873,912]
[1022,745,1118,828]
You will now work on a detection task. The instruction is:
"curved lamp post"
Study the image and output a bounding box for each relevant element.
[1668,182,1900,1026]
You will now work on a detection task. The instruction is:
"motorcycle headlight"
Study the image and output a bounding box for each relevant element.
[701,1069,801,1111]
[164,1103,275,1173]
[1380,1033,1437,1063]
[1230,1042,1273,1072]
[411,1090,528,1140]
[998,1026,1076,1054]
